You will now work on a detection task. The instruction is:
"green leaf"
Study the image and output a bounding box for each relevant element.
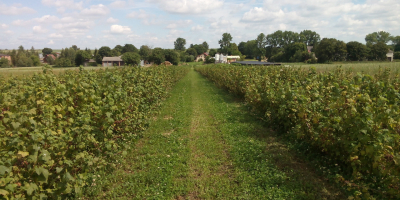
[39,167,49,180]
[56,167,63,173]
[11,122,21,130]
[122,151,127,156]
[0,189,9,196]
[18,151,29,157]
[0,165,10,175]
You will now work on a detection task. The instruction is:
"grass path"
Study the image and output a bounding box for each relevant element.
[82,68,344,199]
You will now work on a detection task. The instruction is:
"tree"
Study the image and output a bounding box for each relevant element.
[98,46,112,58]
[59,47,76,66]
[186,55,195,62]
[281,31,298,47]
[30,55,41,66]
[72,45,78,51]
[204,56,215,64]
[209,49,217,57]
[266,30,283,47]
[174,37,186,51]
[121,52,141,66]
[202,41,209,51]
[256,33,267,59]
[227,43,241,55]
[10,50,17,66]
[55,57,73,67]
[244,40,258,59]
[0,57,10,68]
[46,56,55,65]
[148,48,165,65]
[219,33,233,54]
[186,48,197,56]
[139,45,152,61]
[300,30,320,46]
[315,38,347,63]
[283,42,307,62]
[75,50,91,66]
[179,51,187,62]
[122,44,138,54]
[164,49,180,65]
[368,42,388,61]
[346,41,367,61]
[16,54,33,67]
[113,45,123,54]
[193,44,206,55]
[365,31,391,46]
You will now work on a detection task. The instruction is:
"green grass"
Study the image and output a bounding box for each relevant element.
[81,68,344,199]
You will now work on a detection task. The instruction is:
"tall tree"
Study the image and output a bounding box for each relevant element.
[256,33,267,59]
[139,45,152,61]
[164,49,180,65]
[219,33,233,54]
[75,50,91,66]
[42,48,53,55]
[193,44,206,55]
[346,41,367,61]
[202,41,209,51]
[315,38,347,63]
[98,46,112,58]
[148,48,165,65]
[121,52,141,66]
[227,43,241,55]
[365,31,391,46]
[113,45,123,54]
[300,30,321,46]
[368,42,388,61]
[122,44,138,54]
[186,48,197,57]
[174,38,186,51]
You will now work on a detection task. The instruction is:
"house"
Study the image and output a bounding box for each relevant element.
[227,55,241,63]
[0,53,12,64]
[102,56,124,67]
[214,53,240,63]
[387,50,394,62]
[43,54,56,63]
[84,59,96,66]
[196,53,208,62]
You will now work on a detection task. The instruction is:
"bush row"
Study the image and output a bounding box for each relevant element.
[195,65,400,199]
[0,65,189,199]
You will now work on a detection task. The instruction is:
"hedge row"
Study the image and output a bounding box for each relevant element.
[0,66,189,199]
[195,65,400,199]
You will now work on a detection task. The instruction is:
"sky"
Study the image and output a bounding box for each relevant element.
[0,0,399,50]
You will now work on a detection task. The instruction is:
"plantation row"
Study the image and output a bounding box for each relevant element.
[0,66,189,199]
[195,65,400,199]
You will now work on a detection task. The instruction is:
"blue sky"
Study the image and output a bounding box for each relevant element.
[0,0,399,50]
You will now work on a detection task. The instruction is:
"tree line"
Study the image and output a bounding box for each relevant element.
[238,30,400,63]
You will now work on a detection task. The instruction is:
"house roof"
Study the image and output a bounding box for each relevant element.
[227,56,241,59]
[102,56,123,62]
[0,53,9,57]
[388,50,394,53]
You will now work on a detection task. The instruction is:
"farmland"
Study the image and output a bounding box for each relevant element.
[1,63,400,199]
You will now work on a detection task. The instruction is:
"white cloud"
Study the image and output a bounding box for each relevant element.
[81,4,109,16]
[49,33,64,38]
[1,24,8,29]
[33,26,48,33]
[166,20,192,29]
[87,35,92,39]
[110,1,126,8]
[127,9,151,19]
[148,0,224,14]
[107,17,119,23]
[41,0,83,10]
[110,25,132,34]
[0,3,36,15]
[191,25,203,31]
[48,40,54,45]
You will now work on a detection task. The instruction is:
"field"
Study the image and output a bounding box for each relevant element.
[1,62,400,199]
